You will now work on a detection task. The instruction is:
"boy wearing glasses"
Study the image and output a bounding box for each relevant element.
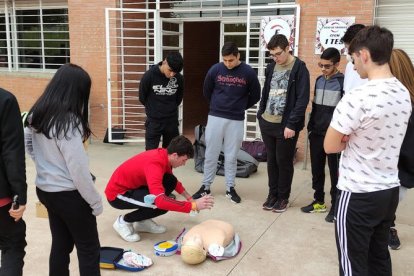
[258,34,310,213]
[301,48,343,222]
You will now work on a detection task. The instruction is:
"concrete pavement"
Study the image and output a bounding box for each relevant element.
[22,142,414,276]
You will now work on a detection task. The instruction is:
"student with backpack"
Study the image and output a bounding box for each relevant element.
[301,48,344,222]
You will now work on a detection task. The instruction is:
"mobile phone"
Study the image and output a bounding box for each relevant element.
[12,195,19,210]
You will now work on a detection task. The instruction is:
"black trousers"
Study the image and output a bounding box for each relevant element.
[108,174,177,223]
[259,118,299,200]
[309,132,340,207]
[145,118,179,150]
[36,188,100,276]
[0,203,26,276]
[335,187,399,276]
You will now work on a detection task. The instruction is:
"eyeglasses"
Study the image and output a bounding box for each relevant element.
[269,50,285,58]
[318,63,333,69]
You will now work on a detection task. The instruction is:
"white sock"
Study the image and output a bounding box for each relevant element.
[119,215,127,224]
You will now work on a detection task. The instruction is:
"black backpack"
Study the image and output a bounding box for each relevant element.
[193,125,258,178]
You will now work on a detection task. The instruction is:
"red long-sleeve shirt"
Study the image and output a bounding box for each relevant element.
[105,148,191,213]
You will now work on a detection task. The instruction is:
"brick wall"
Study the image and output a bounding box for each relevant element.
[0,0,118,141]
[293,0,374,162]
[0,73,50,111]
[68,0,118,139]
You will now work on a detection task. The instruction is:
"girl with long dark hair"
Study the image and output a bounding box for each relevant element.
[25,63,102,276]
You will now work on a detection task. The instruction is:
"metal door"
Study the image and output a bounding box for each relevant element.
[105,8,159,143]
[160,18,184,134]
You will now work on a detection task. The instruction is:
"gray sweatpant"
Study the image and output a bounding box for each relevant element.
[202,115,244,190]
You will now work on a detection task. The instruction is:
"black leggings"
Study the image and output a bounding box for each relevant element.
[36,188,100,276]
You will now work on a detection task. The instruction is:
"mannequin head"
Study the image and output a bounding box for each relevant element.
[180,234,206,265]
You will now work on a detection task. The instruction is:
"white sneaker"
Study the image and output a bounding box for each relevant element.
[113,216,140,242]
[133,219,167,234]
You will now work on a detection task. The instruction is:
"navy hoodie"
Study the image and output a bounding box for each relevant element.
[139,62,184,121]
[203,62,261,121]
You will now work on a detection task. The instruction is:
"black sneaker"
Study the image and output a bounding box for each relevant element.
[272,199,289,213]
[226,187,241,203]
[192,185,210,199]
[389,228,401,250]
[301,200,327,213]
[325,208,335,223]
[263,195,277,210]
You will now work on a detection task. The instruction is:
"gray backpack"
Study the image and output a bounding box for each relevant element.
[193,125,258,178]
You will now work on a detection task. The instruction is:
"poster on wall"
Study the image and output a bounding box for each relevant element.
[260,15,295,52]
[315,17,355,55]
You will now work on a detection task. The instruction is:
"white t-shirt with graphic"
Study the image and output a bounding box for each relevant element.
[330,77,412,193]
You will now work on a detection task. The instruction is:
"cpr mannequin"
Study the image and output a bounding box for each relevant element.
[180,220,240,265]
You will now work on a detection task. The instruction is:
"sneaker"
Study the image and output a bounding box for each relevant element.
[134,219,167,234]
[262,195,278,210]
[113,216,140,242]
[301,200,327,213]
[226,187,241,203]
[192,185,211,199]
[389,228,401,250]
[325,208,335,223]
[272,199,289,213]
[168,193,176,199]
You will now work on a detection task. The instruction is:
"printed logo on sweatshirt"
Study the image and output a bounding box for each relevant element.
[152,77,179,95]
[217,74,247,87]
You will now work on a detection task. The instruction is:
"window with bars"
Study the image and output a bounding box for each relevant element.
[0,0,69,71]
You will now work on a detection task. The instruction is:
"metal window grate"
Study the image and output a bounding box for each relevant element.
[0,0,69,72]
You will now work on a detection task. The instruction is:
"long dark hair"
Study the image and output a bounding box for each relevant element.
[28,63,92,141]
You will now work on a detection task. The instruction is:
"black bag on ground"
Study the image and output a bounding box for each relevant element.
[193,125,258,178]
[103,127,126,145]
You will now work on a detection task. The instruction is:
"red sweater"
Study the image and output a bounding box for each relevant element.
[105,148,191,213]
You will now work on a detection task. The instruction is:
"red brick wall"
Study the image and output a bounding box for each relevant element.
[0,0,118,140]
[0,74,50,111]
[68,0,118,139]
[294,0,374,161]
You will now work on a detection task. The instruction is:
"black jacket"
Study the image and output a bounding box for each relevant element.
[307,73,344,135]
[257,57,310,131]
[139,62,184,121]
[399,109,414,189]
[0,88,27,205]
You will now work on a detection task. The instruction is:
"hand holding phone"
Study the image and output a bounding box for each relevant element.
[12,195,19,210]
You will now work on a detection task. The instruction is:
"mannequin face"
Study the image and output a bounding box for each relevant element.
[181,235,206,265]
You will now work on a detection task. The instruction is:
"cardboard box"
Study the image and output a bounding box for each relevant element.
[35,201,48,218]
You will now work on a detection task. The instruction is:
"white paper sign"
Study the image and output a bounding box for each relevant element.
[315,17,355,55]
[260,15,295,51]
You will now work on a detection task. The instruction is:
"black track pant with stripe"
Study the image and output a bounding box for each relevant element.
[335,187,399,276]
[108,174,177,223]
